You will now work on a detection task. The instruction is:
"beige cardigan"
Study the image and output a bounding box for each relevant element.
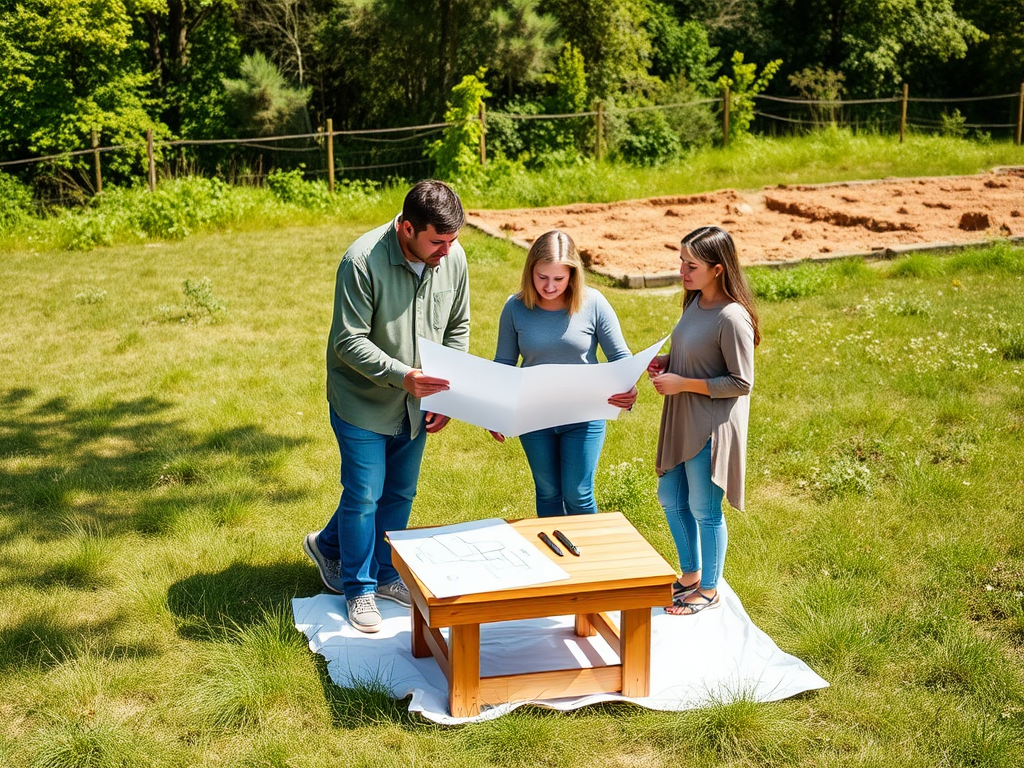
[655,298,755,511]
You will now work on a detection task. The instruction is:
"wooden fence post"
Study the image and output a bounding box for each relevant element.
[1016,81,1023,147]
[479,102,486,167]
[594,100,604,161]
[899,83,908,143]
[146,128,156,192]
[722,86,730,148]
[91,128,102,196]
[326,118,335,193]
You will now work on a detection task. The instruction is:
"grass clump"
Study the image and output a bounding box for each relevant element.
[747,257,871,302]
[182,607,329,731]
[27,714,143,768]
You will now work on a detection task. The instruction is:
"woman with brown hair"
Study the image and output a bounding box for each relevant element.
[648,226,760,615]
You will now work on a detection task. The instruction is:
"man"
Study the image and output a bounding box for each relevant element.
[304,180,469,633]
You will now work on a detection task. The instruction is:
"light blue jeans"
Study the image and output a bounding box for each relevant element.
[657,438,727,590]
[317,408,426,599]
[519,419,606,517]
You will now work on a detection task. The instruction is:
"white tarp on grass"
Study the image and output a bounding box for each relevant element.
[292,579,828,725]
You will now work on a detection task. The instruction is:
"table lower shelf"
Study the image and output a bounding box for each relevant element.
[411,605,652,717]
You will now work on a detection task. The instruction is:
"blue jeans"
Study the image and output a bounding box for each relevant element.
[519,420,606,517]
[317,408,426,599]
[657,438,727,590]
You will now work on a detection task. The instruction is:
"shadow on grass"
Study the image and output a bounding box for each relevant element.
[0,386,309,580]
[167,560,321,641]
[0,611,118,673]
[310,653,421,729]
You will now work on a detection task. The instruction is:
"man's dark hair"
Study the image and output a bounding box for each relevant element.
[402,180,465,234]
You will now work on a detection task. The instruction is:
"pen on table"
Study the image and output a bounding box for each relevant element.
[552,529,580,556]
[538,531,563,556]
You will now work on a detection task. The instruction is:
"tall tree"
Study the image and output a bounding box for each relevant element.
[541,0,657,98]
[310,0,558,127]
[128,0,241,135]
[0,0,159,171]
[239,0,313,84]
[487,0,561,100]
[754,0,985,97]
[944,0,1024,96]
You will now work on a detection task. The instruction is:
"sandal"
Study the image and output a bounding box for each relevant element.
[672,579,701,601]
[665,591,720,616]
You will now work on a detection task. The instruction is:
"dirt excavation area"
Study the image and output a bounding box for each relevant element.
[466,169,1024,285]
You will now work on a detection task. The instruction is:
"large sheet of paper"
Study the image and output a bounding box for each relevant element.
[419,336,667,437]
[387,518,569,598]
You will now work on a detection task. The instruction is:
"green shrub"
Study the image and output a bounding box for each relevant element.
[266,167,333,210]
[429,69,490,181]
[614,109,681,166]
[158,277,227,324]
[0,171,34,232]
[134,177,242,238]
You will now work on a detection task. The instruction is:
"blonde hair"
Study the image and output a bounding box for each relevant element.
[681,226,761,346]
[517,230,586,315]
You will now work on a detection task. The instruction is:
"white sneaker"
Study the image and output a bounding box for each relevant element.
[346,594,382,633]
[376,579,411,608]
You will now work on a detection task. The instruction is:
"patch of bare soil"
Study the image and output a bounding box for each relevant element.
[466,169,1024,284]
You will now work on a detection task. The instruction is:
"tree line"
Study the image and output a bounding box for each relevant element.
[0,0,1018,186]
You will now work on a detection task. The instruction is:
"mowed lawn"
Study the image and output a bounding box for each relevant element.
[1,217,1023,767]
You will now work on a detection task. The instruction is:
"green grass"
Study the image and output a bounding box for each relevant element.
[2,148,1024,765]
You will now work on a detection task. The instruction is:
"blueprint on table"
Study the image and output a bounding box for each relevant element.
[387,518,569,598]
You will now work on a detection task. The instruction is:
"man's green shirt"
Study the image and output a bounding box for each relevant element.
[326,216,470,438]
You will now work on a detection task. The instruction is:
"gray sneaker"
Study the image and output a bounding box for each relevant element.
[303,532,343,594]
[376,579,411,608]
[346,594,382,633]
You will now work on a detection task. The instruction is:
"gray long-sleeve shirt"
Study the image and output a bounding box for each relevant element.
[655,298,754,511]
[493,288,631,368]
[326,216,470,438]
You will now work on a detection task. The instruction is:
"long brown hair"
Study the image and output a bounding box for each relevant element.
[517,230,586,315]
[681,226,761,346]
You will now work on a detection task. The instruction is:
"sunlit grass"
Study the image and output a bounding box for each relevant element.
[1,198,1023,765]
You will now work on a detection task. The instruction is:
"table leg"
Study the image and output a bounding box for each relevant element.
[448,623,481,717]
[619,607,652,697]
[574,613,596,637]
[410,602,430,658]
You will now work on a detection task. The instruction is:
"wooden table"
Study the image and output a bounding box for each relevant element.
[391,512,677,717]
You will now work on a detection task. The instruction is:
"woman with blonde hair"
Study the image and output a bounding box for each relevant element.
[492,229,637,517]
[648,226,759,615]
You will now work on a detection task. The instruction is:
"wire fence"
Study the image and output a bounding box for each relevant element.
[2,85,1022,203]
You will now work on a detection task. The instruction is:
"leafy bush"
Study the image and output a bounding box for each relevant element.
[940,109,968,139]
[134,177,243,238]
[718,52,782,142]
[266,167,333,210]
[0,171,35,233]
[614,109,682,166]
[429,69,490,181]
[55,210,119,251]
